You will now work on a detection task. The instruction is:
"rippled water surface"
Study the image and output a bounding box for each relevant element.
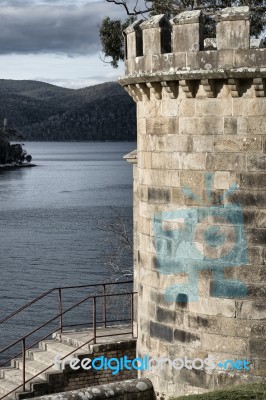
[0,142,135,359]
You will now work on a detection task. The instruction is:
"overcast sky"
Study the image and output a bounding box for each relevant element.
[0,0,126,88]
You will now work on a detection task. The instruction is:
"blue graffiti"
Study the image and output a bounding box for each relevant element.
[153,173,248,303]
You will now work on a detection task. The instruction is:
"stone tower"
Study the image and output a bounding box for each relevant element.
[120,7,266,399]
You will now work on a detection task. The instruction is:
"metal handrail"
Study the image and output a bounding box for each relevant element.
[0,283,137,400]
[0,281,133,326]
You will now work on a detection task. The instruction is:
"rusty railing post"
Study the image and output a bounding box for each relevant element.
[131,293,134,338]
[103,284,107,328]
[93,297,97,344]
[22,338,26,392]
[58,288,63,332]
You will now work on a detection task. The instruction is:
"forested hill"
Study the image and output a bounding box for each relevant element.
[0,80,136,141]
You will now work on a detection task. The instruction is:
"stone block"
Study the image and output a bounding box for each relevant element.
[214,137,262,153]
[146,117,179,135]
[172,187,204,207]
[234,49,266,67]
[171,23,203,52]
[240,172,266,189]
[238,116,266,135]
[206,153,246,171]
[250,339,266,358]
[224,117,238,135]
[180,170,205,189]
[248,262,266,288]
[247,155,266,171]
[152,53,187,71]
[255,211,266,228]
[254,358,266,376]
[252,303,266,320]
[227,190,266,208]
[139,185,148,201]
[189,297,236,318]
[172,152,206,170]
[179,117,224,135]
[187,50,234,70]
[124,20,144,59]
[195,99,232,116]
[156,306,176,324]
[179,98,196,116]
[151,152,172,169]
[174,329,201,347]
[161,99,179,117]
[138,216,151,236]
[186,314,220,334]
[219,317,251,338]
[148,186,171,203]
[142,28,162,55]
[251,323,266,339]
[246,229,266,246]
[137,118,146,136]
[164,135,192,152]
[214,171,230,189]
[150,321,174,343]
[202,333,247,353]
[137,99,162,118]
[235,300,252,319]
[233,98,266,116]
[215,7,250,50]
[192,136,213,152]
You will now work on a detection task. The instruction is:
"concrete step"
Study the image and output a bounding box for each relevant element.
[2,368,46,392]
[53,330,94,350]
[28,349,78,370]
[40,341,89,359]
[0,378,23,398]
[40,340,84,357]
[15,359,59,381]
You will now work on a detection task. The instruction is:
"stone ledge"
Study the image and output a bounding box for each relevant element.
[32,378,155,400]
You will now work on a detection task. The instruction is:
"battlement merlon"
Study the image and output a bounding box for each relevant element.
[119,6,266,89]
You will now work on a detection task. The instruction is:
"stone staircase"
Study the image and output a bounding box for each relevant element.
[0,333,92,400]
[0,326,134,400]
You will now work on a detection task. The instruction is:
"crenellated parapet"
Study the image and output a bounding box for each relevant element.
[119,7,266,100]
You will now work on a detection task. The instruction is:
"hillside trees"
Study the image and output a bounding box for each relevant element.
[99,0,266,68]
[0,119,29,165]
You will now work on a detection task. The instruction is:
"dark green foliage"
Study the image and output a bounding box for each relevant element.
[0,80,136,141]
[0,134,10,164]
[172,383,266,400]
[99,17,136,68]
[99,0,265,67]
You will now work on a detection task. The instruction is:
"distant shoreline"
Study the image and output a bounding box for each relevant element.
[0,163,37,170]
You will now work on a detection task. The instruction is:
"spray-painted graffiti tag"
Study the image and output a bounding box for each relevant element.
[153,173,248,303]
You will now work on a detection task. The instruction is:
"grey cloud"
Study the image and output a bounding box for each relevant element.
[0,2,124,55]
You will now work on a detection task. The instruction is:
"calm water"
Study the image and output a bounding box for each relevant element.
[0,142,136,360]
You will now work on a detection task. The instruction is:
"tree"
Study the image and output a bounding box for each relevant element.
[96,208,133,282]
[0,119,30,165]
[99,0,266,68]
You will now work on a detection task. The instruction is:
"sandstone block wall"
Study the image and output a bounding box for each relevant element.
[120,6,266,400]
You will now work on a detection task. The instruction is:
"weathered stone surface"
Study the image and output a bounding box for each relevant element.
[150,321,173,343]
[202,333,247,353]
[180,117,224,135]
[206,154,246,171]
[33,379,154,400]
[170,11,203,52]
[121,7,266,400]
[240,173,266,189]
